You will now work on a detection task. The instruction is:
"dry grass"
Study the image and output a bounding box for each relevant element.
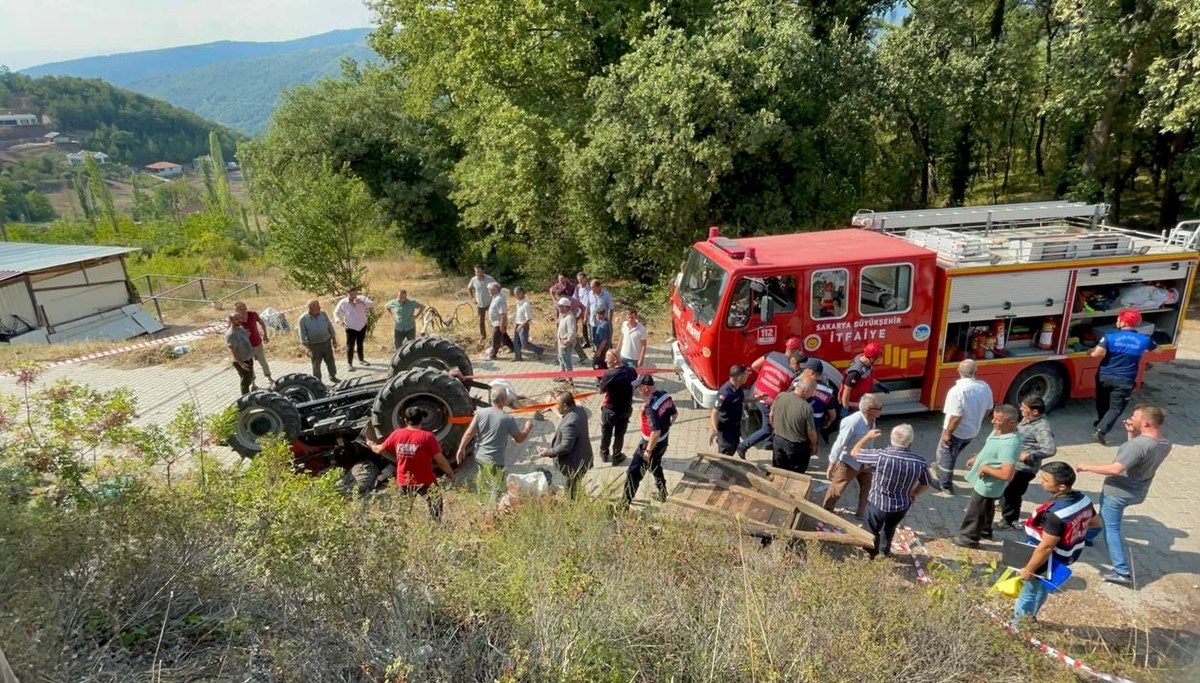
[0,444,1089,682]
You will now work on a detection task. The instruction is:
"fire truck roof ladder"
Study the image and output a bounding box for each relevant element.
[851,201,1108,233]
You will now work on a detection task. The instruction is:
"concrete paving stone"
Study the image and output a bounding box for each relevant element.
[3,330,1199,618]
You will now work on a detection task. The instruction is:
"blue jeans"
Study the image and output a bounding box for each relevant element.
[514,325,543,360]
[1013,576,1051,622]
[738,402,773,455]
[1085,491,1135,576]
[557,344,573,373]
[620,356,638,369]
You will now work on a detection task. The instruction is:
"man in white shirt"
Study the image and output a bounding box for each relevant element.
[556,297,577,374]
[575,272,593,348]
[936,359,995,494]
[486,282,515,360]
[467,265,498,342]
[333,286,375,370]
[619,307,647,369]
[511,286,544,361]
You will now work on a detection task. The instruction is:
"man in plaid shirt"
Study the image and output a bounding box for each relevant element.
[849,424,935,558]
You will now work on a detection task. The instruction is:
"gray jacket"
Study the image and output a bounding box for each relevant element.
[297,311,335,345]
[1016,416,1056,473]
[544,406,593,477]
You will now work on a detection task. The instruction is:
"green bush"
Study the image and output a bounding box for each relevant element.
[0,376,1107,681]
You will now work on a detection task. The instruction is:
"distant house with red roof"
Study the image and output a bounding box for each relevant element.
[145,161,183,178]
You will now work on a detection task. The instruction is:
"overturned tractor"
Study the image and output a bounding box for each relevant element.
[226,337,482,493]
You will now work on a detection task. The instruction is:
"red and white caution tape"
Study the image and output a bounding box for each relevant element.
[36,300,319,370]
[897,527,1134,683]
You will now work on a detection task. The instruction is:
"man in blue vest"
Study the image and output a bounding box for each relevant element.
[1090,309,1157,445]
[1013,461,1101,623]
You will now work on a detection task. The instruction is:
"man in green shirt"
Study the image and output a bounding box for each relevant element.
[385,289,425,350]
[952,403,1020,549]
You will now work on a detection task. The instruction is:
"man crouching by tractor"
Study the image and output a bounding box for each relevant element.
[367,406,456,520]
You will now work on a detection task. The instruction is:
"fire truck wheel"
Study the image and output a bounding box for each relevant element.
[371,368,474,460]
[389,336,474,379]
[272,373,329,404]
[1005,362,1068,412]
[227,390,303,458]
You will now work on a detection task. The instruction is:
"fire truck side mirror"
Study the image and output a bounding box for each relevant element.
[759,296,775,324]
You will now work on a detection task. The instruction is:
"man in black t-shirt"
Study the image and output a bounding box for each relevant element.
[598,350,637,465]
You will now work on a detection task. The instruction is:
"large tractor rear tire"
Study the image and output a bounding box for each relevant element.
[370,368,474,457]
[390,336,473,379]
[338,460,382,496]
[272,373,329,404]
[227,390,303,458]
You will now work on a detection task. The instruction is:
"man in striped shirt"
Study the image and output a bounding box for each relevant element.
[850,423,934,558]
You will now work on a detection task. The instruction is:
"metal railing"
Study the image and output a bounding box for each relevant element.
[137,274,260,322]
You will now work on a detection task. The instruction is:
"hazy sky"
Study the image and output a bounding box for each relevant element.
[0,0,375,70]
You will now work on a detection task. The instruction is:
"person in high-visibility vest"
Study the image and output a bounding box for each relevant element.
[737,349,802,458]
[838,341,884,413]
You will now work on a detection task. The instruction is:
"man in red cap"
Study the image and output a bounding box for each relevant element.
[1090,309,1157,445]
[838,341,883,414]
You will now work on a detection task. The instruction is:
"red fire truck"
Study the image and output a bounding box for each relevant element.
[670,201,1199,414]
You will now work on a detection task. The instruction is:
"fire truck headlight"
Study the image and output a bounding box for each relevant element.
[702,347,712,358]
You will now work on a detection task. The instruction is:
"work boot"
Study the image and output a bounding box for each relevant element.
[1093,430,1107,446]
[600,452,610,464]
[656,485,668,503]
[611,452,626,466]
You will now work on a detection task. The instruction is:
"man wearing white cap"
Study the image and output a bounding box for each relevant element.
[556,297,577,374]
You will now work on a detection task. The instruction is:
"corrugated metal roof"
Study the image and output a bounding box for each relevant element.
[0,269,23,283]
[0,242,140,275]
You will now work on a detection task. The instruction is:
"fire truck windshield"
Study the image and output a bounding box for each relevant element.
[679,250,728,326]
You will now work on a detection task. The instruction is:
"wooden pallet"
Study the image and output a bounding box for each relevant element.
[666,452,875,549]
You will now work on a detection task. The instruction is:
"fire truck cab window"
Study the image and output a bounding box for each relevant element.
[679,250,728,327]
[811,269,848,319]
[860,264,913,315]
[727,279,752,328]
[726,276,797,328]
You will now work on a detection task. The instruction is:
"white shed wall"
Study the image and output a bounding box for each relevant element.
[0,280,37,330]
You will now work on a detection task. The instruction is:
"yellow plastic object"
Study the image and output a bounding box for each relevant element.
[989,568,1025,599]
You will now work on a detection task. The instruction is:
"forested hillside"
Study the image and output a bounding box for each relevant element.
[19,29,372,85]
[0,70,240,165]
[244,0,1199,284]
[127,42,377,134]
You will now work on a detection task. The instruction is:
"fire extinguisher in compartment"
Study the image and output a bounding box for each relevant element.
[1037,318,1058,350]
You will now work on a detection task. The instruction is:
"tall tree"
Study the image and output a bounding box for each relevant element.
[83,154,118,235]
[259,159,379,295]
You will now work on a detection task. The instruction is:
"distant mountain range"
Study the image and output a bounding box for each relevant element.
[20,29,377,135]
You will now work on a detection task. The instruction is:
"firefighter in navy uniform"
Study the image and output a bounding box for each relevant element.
[1013,461,1102,623]
[624,374,678,505]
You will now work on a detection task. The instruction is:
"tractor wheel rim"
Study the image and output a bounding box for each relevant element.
[280,386,314,402]
[236,407,284,450]
[391,391,453,439]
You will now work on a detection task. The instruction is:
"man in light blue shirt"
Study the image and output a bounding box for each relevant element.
[822,393,882,518]
[588,279,614,355]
